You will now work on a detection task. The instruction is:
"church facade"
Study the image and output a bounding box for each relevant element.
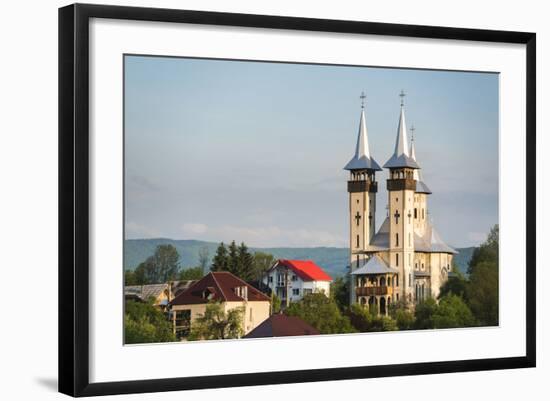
[345,93,457,314]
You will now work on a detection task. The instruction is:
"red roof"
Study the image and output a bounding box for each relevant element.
[276,259,332,282]
[170,271,270,306]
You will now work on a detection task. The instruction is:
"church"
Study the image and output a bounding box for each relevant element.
[344,92,457,315]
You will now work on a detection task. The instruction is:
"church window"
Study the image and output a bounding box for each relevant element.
[395,254,399,266]
[396,293,399,301]
[422,263,424,270]
[356,255,359,267]
[356,235,360,248]
[422,209,425,219]
[414,208,418,219]
[395,233,399,246]
[409,233,411,246]
[409,273,412,287]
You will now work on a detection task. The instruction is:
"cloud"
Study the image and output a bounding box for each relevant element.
[179,223,347,248]
[126,221,162,239]
[181,223,208,235]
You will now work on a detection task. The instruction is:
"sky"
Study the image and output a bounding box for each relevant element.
[124,55,499,248]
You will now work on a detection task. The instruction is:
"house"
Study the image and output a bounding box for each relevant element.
[169,271,271,339]
[243,313,320,338]
[262,259,332,306]
[124,283,172,310]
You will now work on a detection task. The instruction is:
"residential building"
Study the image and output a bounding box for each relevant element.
[169,271,270,339]
[263,259,332,306]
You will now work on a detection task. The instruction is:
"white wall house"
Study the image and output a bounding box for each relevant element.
[262,259,332,305]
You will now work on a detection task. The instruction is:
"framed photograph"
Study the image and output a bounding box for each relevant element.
[58,3,536,397]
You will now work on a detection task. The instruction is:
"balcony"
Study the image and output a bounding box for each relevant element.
[356,286,393,296]
[347,180,377,193]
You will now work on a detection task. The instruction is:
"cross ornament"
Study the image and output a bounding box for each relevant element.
[399,90,406,106]
[355,211,361,226]
[359,91,366,109]
[394,209,401,225]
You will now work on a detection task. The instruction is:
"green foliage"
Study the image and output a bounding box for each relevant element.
[124,269,137,285]
[210,241,265,282]
[467,261,498,326]
[347,304,398,332]
[188,302,244,340]
[432,294,476,328]
[133,244,181,284]
[211,242,229,272]
[178,266,204,281]
[271,293,282,314]
[414,298,438,329]
[389,300,415,330]
[252,252,275,281]
[439,262,468,299]
[197,246,210,275]
[465,224,499,326]
[286,293,356,334]
[124,300,175,344]
[331,276,350,312]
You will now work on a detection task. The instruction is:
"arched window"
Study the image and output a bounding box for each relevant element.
[414,208,418,219]
[395,253,399,267]
[356,235,359,248]
[395,233,399,246]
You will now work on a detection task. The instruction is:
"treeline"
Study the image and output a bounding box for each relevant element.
[124,240,276,286]
[125,244,207,285]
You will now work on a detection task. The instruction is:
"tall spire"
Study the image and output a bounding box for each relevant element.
[383,91,420,169]
[344,93,381,171]
[409,126,432,194]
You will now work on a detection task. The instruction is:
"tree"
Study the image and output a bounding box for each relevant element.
[188,302,244,340]
[271,293,282,314]
[389,299,415,330]
[347,304,398,332]
[467,261,498,326]
[465,225,499,326]
[236,242,254,281]
[468,225,499,274]
[439,262,468,299]
[178,266,204,281]
[286,293,356,334]
[227,241,239,275]
[414,298,438,329]
[124,269,137,285]
[124,300,175,344]
[197,246,210,275]
[331,276,350,313]
[211,242,229,272]
[252,252,275,282]
[133,244,181,284]
[432,294,476,329]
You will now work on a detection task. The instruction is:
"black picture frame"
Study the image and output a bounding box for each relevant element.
[59,3,536,397]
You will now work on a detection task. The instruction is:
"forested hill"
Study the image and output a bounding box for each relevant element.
[125,239,475,278]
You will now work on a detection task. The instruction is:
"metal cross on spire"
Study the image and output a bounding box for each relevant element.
[399,89,406,106]
[410,125,416,141]
[360,91,366,109]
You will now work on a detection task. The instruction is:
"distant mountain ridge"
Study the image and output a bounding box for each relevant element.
[125,238,475,278]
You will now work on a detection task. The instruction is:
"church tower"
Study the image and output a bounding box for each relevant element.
[344,93,381,303]
[383,91,420,304]
[410,127,432,239]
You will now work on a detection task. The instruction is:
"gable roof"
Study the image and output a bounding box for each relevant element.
[169,271,270,306]
[351,255,398,275]
[243,314,320,338]
[275,259,332,282]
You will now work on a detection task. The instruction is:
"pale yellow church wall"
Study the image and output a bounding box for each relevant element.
[428,253,452,299]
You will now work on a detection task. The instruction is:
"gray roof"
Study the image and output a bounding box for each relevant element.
[414,223,458,254]
[351,255,398,275]
[344,109,382,171]
[363,216,390,251]
[363,218,456,255]
[410,135,431,193]
[415,180,432,194]
[124,283,169,302]
[383,106,420,169]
